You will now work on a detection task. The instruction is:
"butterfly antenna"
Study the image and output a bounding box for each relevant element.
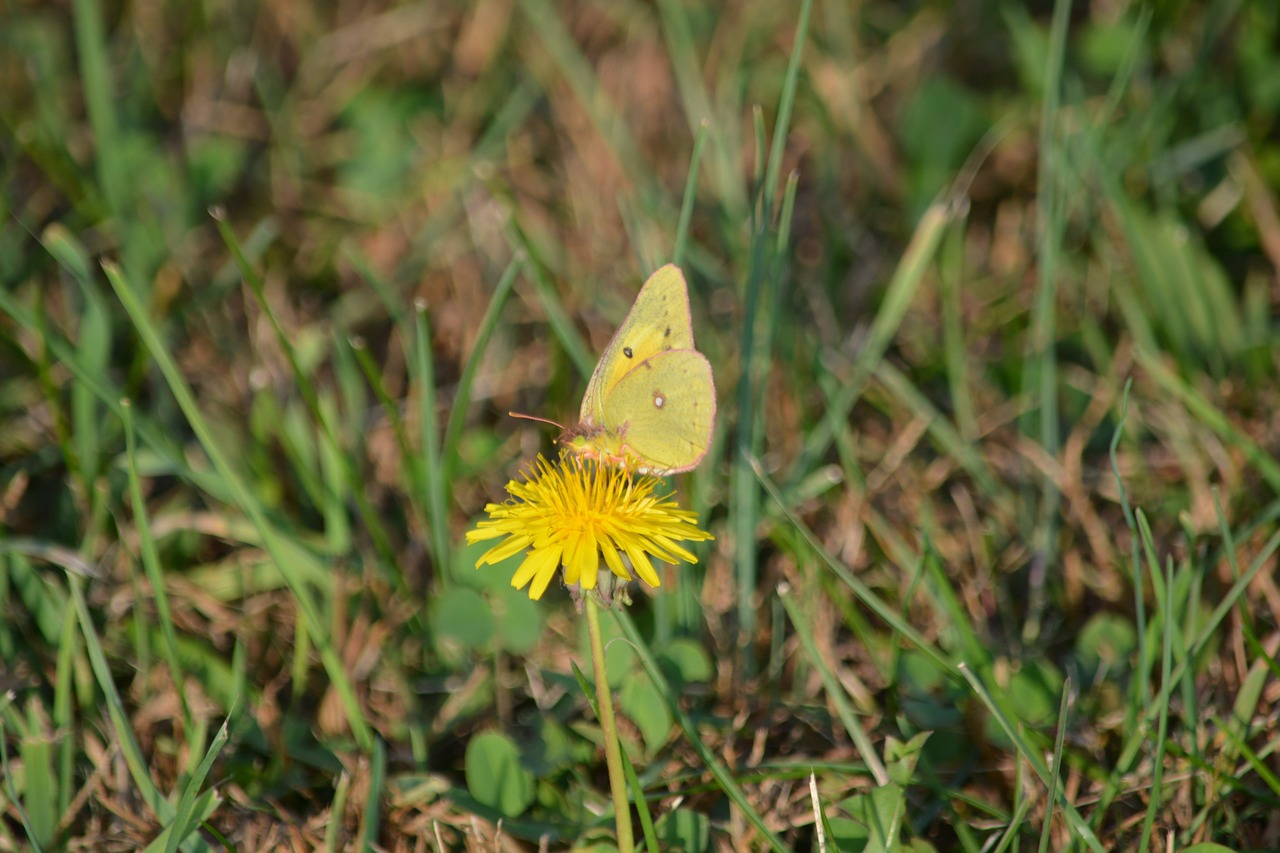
[508,411,567,430]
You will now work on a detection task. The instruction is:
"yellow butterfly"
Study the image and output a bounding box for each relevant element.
[567,264,716,474]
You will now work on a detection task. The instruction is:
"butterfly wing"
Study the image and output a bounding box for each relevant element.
[580,264,696,424]
[601,349,715,473]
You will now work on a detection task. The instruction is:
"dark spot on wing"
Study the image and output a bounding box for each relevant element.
[664,326,671,338]
[623,346,633,358]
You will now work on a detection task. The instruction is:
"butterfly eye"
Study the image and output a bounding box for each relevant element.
[623,347,634,358]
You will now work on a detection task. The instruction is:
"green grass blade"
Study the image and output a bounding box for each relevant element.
[102,260,374,750]
[68,573,166,820]
[761,0,813,216]
[957,663,1105,853]
[70,0,123,229]
[161,717,230,853]
[938,207,977,440]
[19,699,55,849]
[211,211,399,568]
[621,737,659,853]
[1026,0,1071,644]
[778,582,888,786]
[1036,679,1072,853]
[511,230,596,380]
[756,458,955,674]
[415,304,451,586]
[53,596,75,822]
[358,738,386,850]
[1215,713,1280,800]
[0,715,44,853]
[673,121,710,270]
[142,789,220,853]
[41,224,109,492]
[1138,553,1175,852]
[1133,344,1280,493]
[655,0,747,218]
[442,255,523,479]
[731,0,813,656]
[799,199,955,468]
[349,336,428,525]
[121,399,191,727]
[614,610,789,853]
[327,771,353,853]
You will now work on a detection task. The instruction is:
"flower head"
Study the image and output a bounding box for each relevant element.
[466,454,714,601]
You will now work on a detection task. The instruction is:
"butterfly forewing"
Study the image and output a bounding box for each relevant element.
[579,265,696,424]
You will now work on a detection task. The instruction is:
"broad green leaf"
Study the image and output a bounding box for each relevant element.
[464,731,534,818]
[432,587,495,652]
[619,673,672,755]
[654,809,709,853]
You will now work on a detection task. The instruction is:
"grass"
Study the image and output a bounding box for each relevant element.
[3,0,1280,850]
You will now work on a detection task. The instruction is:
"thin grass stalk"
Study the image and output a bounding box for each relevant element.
[755,458,954,674]
[732,0,814,668]
[518,0,668,215]
[121,400,191,727]
[70,0,125,258]
[673,121,710,270]
[508,229,596,378]
[1137,546,1175,853]
[798,200,953,469]
[442,256,523,481]
[1036,679,1072,853]
[778,582,888,786]
[358,739,387,848]
[67,574,166,820]
[53,603,75,825]
[1020,0,1073,646]
[326,772,352,853]
[160,718,230,853]
[957,662,1106,853]
[415,304,452,588]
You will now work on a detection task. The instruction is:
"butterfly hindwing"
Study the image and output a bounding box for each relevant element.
[601,349,714,473]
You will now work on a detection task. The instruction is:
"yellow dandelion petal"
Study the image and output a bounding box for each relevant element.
[512,544,562,600]
[622,541,660,588]
[648,535,698,565]
[465,525,505,544]
[476,535,533,565]
[600,538,629,581]
[568,526,600,590]
[466,454,713,602]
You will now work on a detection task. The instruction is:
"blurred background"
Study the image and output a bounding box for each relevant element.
[3,0,1280,850]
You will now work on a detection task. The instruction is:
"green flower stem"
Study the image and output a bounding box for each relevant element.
[586,594,634,853]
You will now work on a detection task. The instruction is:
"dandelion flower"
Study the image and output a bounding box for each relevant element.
[466,454,713,601]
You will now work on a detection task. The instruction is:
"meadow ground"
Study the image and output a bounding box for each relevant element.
[2,1,1280,851]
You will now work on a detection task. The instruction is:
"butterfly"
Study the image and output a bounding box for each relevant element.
[566,264,715,474]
